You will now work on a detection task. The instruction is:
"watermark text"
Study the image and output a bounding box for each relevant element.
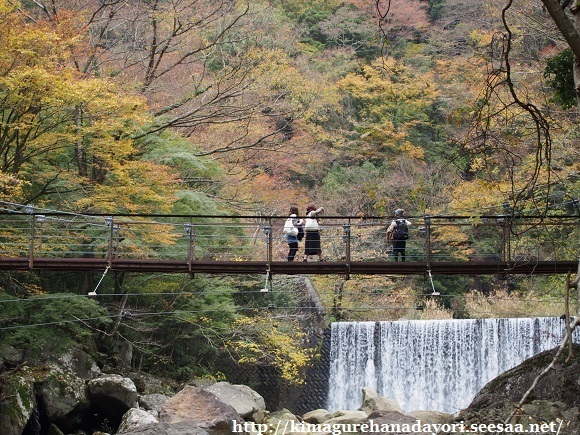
[231,419,565,435]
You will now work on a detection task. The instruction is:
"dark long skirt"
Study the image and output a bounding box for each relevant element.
[304,230,321,255]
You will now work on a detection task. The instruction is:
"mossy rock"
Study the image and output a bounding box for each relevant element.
[0,373,35,435]
[0,363,92,434]
[36,366,91,429]
[446,345,580,434]
[469,344,580,409]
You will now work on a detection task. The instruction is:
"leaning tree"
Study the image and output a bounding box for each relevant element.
[541,0,580,106]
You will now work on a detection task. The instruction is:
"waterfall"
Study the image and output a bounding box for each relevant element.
[326,317,579,414]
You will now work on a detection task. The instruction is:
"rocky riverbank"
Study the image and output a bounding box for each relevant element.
[1,345,578,434]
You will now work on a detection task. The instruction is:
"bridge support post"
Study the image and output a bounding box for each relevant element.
[343,222,351,280]
[36,215,45,257]
[502,203,512,266]
[28,214,36,269]
[506,218,512,266]
[264,222,272,271]
[106,216,114,268]
[184,220,196,278]
[424,216,431,270]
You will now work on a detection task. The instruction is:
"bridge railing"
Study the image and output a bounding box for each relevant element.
[0,210,577,266]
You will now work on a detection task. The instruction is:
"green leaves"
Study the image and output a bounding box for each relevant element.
[544,49,576,109]
[0,292,111,354]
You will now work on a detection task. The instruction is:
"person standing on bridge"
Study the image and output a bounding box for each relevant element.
[302,203,325,262]
[386,209,411,262]
[283,205,304,261]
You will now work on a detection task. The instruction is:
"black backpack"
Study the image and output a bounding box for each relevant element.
[392,219,409,240]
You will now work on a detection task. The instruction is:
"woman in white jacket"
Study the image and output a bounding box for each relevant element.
[283,205,301,261]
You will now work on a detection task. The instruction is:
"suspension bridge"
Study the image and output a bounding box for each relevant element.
[0,202,578,278]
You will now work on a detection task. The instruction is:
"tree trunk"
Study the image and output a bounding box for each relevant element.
[103,272,128,350]
[541,1,580,108]
[541,0,580,58]
[74,107,87,177]
[574,3,580,108]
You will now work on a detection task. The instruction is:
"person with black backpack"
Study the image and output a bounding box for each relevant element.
[386,209,411,262]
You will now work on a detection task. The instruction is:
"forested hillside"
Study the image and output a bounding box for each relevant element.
[1,0,578,385]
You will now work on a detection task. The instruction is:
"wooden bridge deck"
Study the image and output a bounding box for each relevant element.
[1,257,576,276]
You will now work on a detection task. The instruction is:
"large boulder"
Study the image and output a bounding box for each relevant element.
[129,371,176,395]
[160,386,242,427]
[57,348,102,380]
[0,374,35,435]
[446,345,580,434]
[117,408,159,433]
[326,410,368,424]
[35,367,91,431]
[364,411,433,435]
[139,393,170,418]
[88,374,139,422]
[203,382,266,422]
[0,364,91,435]
[119,385,244,435]
[117,421,210,435]
[22,346,101,381]
[359,386,403,415]
[302,408,334,423]
[262,409,299,434]
[407,410,452,424]
[469,345,580,409]
[0,344,23,371]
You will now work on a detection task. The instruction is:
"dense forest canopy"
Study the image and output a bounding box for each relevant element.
[0,0,578,381]
[0,0,578,215]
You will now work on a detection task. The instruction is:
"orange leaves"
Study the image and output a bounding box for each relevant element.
[224,172,308,215]
[376,0,430,36]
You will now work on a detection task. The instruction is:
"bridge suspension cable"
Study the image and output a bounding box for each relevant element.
[0,202,578,277]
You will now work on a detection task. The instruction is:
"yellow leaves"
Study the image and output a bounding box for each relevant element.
[336,58,437,160]
[447,179,506,213]
[338,59,437,104]
[0,0,176,216]
[0,170,26,200]
[432,225,472,260]
[227,315,314,384]
[470,157,486,172]
[468,29,493,48]
[0,0,17,14]
[0,6,79,75]
[248,47,341,122]
[401,142,424,159]
[75,161,178,214]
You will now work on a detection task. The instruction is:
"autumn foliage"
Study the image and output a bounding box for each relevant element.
[0,0,578,388]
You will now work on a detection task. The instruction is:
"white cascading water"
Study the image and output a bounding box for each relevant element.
[326,317,579,414]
